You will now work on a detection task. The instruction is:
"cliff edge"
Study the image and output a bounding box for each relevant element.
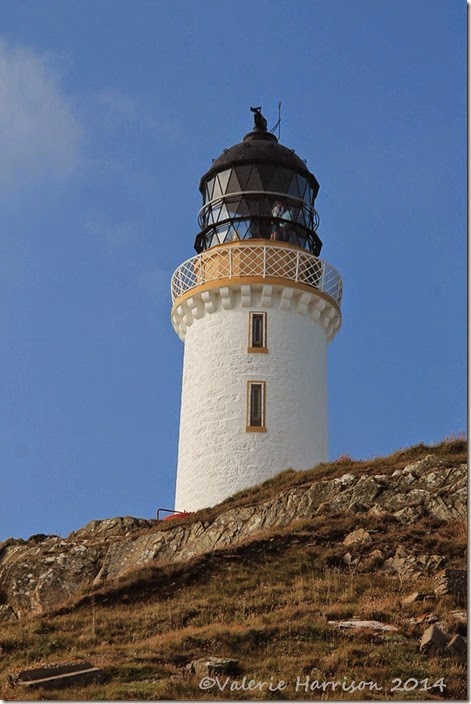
[0,440,466,621]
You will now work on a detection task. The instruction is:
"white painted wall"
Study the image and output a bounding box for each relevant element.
[174,284,330,512]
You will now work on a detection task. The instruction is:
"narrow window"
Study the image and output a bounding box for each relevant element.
[246,381,266,432]
[248,311,267,352]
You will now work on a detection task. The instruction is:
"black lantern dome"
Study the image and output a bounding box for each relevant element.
[194,107,322,255]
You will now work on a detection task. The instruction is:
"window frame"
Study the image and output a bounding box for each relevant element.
[246,380,266,432]
[248,311,268,353]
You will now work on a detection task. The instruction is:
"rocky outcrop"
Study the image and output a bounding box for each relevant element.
[434,569,467,600]
[384,547,445,579]
[0,454,466,618]
[69,517,155,541]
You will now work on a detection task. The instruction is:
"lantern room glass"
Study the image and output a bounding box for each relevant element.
[195,163,322,256]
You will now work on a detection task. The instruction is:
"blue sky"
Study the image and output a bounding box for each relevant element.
[0,0,465,540]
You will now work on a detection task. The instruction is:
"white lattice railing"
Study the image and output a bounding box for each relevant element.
[171,243,342,307]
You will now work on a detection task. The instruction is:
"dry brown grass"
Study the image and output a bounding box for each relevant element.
[1,518,466,700]
[0,439,467,700]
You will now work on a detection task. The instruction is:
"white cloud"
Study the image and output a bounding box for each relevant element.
[0,41,81,193]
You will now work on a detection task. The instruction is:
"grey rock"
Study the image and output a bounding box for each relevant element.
[68,516,156,541]
[393,506,422,524]
[349,476,382,507]
[385,547,419,579]
[343,552,353,566]
[188,657,240,678]
[343,528,372,547]
[446,634,467,656]
[420,624,448,651]
[335,473,356,487]
[367,504,388,518]
[328,619,398,632]
[403,455,443,476]
[360,549,384,572]
[417,554,444,571]
[343,552,360,568]
[10,662,104,689]
[384,547,444,580]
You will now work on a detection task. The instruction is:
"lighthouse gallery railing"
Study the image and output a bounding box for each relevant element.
[171,243,343,307]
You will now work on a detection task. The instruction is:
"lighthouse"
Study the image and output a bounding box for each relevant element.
[171,108,342,512]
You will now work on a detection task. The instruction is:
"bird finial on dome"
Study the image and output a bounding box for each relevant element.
[250,106,268,132]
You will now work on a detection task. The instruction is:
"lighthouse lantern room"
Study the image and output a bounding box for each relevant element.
[171,108,343,512]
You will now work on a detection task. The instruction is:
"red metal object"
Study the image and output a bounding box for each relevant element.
[156,508,193,521]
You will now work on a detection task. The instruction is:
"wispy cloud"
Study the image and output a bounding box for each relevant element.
[0,41,82,194]
[138,266,172,299]
[94,88,183,142]
[84,219,141,250]
[96,89,144,124]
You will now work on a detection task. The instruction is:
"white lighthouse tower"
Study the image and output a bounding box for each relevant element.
[171,108,342,512]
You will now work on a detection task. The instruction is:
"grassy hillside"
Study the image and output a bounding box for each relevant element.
[0,438,467,700]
